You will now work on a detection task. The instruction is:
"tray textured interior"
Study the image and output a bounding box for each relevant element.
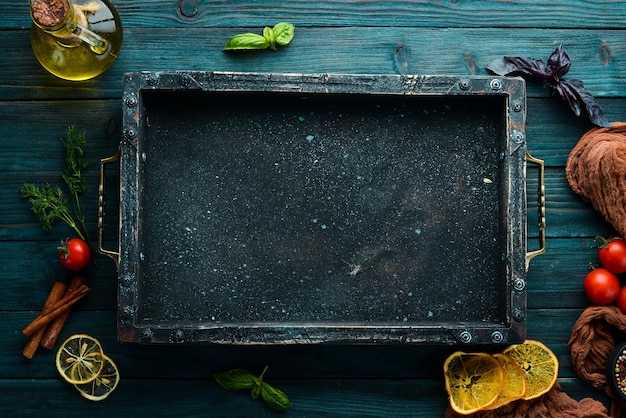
[118,72,527,344]
[139,92,505,323]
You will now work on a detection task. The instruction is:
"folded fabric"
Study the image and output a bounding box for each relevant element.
[569,305,626,417]
[566,122,626,239]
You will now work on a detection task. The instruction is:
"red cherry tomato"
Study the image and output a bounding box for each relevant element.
[616,286,626,315]
[597,237,626,274]
[58,238,91,271]
[584,267,620,305]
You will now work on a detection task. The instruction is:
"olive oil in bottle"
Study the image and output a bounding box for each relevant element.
[30,0,123,81]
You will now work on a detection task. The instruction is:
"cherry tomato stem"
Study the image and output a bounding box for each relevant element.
[597,236,626,274]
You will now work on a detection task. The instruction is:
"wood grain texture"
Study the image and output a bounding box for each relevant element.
[1,27,625,100]
[2,0,624,415]
[0,309,598,379]
[0,237,602,311]
[1,99,620,243]
[0,377,609,418]
[3,0,626,29]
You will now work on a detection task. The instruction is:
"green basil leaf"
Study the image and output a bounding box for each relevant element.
[260,382,292,411]
[272,22,295,46]
[251,382,261,400]
[213,369,258,391]
[223,33,270,51]
[262,26,276,50]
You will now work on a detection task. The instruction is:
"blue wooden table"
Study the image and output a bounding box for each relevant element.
[2,1,626,416]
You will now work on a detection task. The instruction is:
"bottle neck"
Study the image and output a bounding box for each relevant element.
[30,0,109,54]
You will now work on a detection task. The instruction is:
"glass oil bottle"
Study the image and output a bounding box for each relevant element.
[30,0,123,81]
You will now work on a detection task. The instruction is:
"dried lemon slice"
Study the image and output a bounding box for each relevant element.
[487,353,527,409]
[74,354,120,401]
[443,351,504,415]
[503,339,559,400]
[56,334,105,385]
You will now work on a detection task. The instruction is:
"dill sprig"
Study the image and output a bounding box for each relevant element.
[20,125,91,243]
[61,125,91,244]
[20,183,86,240]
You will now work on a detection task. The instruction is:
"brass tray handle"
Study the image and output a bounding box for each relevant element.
[525,151,546,271]
[98,147,121,270]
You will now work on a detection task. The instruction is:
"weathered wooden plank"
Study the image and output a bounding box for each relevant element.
[0,376,608,418]
[0,309,594,380]
[527,169,615,238]
[1,310,455,379]
[2,165,612,241]
[1,27,625,100]
[0,237,604,311]
[1,98,617,170]
[0,241,118,311]
[1,96,622,242]
[1,97,623,169]
[0,378,446,418]
[4,0,626,30]
[526,237,606,309]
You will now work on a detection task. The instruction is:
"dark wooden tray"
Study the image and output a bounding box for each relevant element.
[101,72,543,345]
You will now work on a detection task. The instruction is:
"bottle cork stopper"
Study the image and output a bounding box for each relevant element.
[31,0,69,27]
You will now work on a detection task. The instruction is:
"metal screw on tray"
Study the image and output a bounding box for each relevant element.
[123,128,137,140]
[125,95,137,107]
[489,78,503,91]
[173,330,185,342]
[120,306,132,319]
[491,331,504,344]
[512,308,526,322]
[513,278,526,291]
[141,328,153,342]
[29,0,123,81]
[458,331,473,344]
[120,274,132,288]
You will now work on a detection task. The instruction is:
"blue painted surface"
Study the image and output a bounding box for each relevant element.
[1,1,624,416]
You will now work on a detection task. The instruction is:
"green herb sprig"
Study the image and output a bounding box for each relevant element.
[61,125,91,242]
[223,22,295,51]
[20,125,92,244]
[20,183,84,239]
[213,366,292,411]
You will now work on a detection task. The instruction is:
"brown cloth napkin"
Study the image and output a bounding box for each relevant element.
[569,305,626,417]
[566,122,626,240]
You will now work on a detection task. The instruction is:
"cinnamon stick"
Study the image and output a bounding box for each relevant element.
[40,276,85,349]
[22,281,68,359]
[21,284,90,337]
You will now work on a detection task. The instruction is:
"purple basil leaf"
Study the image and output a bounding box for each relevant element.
[505,56,551,79]
[486,56,550,78]
[551,81,582,116]
[547,45,571,80]
[485,57,522,76]
[561,79,611,127]
[485,46,610,127]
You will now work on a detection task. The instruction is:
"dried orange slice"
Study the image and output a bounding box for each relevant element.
[443,351,504,415]
[74,354,120,401]
[486,353,527,409]
[503,339,558,400]
[56,334,105,385]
